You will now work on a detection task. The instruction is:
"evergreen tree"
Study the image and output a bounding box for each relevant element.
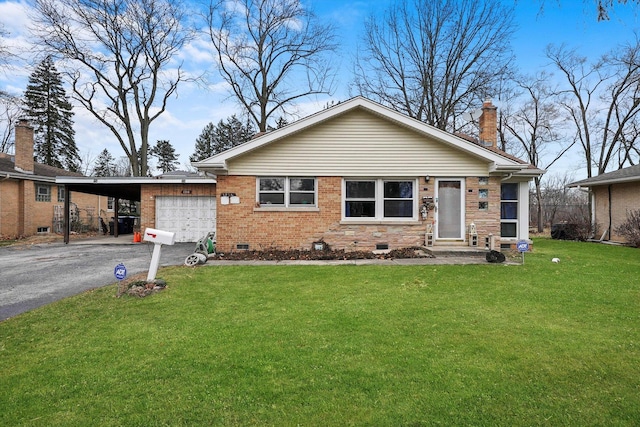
[23,56,79,171]
[190,115,255,162]
[150,140,179,173]
[92,148,116,177]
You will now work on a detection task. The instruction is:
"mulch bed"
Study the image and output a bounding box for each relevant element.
[209,247,433,261]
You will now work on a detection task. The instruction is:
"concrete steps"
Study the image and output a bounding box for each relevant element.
[423,245,488,257]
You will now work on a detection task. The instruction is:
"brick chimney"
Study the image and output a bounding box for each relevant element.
[478,99,497,149]
[14,119,34,174]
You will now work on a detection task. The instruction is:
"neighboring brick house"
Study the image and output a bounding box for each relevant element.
[194,97,544,253]
[569,164,640,243]
[0,120,108,239]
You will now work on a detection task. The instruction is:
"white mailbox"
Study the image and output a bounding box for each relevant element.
[143,228,176,282]
[143,228,175,245]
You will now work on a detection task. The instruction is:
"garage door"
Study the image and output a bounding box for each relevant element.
[155,196,216,242]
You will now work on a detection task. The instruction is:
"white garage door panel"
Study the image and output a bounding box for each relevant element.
[155,196,216,242]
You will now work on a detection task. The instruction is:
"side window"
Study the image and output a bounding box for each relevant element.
[57,185,65,203]
[36,184,51,202]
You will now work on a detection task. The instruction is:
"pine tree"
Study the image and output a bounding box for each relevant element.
[150,140,179,173]
[23,56,79,171]
[190,115,255,162]
[92,148,116,176]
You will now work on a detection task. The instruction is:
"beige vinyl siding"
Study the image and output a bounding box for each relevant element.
[227,109,489,176]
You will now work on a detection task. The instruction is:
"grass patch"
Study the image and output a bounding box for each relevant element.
[1,238,639,425]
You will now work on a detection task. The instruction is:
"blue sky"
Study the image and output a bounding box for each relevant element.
[0,0,639,176]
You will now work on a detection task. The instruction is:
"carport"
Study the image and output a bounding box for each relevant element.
[56,174,217,244]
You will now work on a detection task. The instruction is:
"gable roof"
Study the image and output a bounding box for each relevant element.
[0,153,82,182]
[193,96,543,177]
[569,164,640,187]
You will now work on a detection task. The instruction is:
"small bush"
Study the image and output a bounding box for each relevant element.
[550,207,596,241]
[615,209,640,247]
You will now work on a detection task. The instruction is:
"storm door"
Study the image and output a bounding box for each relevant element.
[436,179,464,239]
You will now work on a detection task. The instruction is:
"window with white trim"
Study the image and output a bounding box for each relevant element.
[107,197,115,211]
[500,183,518,238]
[257,177,316,207]
[344,179,416,220]
[35,184,51,202]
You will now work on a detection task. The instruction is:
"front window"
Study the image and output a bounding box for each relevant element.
[36,184,51,202]
[344,179,416,220]
[500,183,518,238]
[345,180,376,217]
[258,177,316,207]
[384,181,414,217]
[107,197,115,211]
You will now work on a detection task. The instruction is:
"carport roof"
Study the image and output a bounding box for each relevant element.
[56,176,217,201]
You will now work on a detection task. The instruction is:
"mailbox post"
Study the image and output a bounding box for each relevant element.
[143,228,176,281]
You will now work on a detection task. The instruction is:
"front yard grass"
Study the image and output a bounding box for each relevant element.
[1,238,639,426]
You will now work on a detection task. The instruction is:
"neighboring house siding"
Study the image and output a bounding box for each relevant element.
[593,182,639,242]
[216,174,504,252]
[228,109,490,176]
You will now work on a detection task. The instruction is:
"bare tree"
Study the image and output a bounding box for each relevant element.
[547,42,640,178]
[0,92,23,154]
[31,0,195,176]
[535,172,588,229]
[352,0,516,132]
[502,72,574,231]
[206,0,338,132]
[536,1,640,21]
[0,23,14,74]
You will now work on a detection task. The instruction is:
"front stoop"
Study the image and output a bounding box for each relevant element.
[423,245,489,257]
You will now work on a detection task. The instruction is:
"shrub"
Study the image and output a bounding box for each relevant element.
[615,209,640,247]
[550,205,596,241]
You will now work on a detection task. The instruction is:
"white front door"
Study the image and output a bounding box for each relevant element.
[436,179,465,239]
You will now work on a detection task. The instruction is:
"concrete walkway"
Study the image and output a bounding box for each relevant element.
[69,235,517,265]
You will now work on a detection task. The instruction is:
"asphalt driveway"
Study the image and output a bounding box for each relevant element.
[0,241,193,321]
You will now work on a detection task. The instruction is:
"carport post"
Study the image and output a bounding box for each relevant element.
[113,198,119,238]
[64,184,70,244]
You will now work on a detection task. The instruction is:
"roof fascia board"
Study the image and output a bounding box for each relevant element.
[569,175,640,187]
[55,177,216,185]
[0,171,56,183]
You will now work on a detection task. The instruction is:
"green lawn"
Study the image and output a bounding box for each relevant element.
[1,238,639,426]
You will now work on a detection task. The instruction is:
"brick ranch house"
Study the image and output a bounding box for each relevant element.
[0,120,108,239]
[194,96,544,253]
[569,164,640,243]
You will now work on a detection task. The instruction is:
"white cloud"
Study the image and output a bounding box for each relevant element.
[0,1,31,36]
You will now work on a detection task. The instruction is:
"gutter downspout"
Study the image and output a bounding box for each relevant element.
[607,185,612,241]
[501,173,513,181]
